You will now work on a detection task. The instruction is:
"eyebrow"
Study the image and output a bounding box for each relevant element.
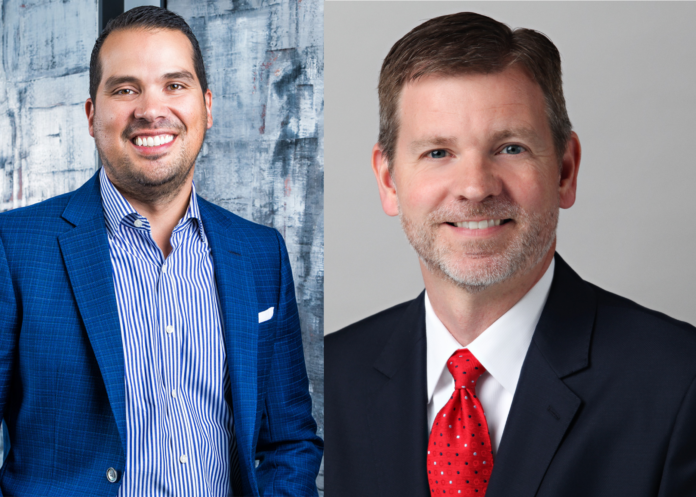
[489,127,539,143]
[408,136,459,153]
[163,71,196,82]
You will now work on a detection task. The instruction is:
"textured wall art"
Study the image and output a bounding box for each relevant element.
[0,0,324,491]
[0,0,98,211]
[168,0,325,490]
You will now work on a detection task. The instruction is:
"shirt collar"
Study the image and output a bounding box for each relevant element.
[99,167,205,241]
[425,258,555,404]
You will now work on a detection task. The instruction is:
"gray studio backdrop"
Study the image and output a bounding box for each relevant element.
[0,0,324,490]
[325,1,696,334]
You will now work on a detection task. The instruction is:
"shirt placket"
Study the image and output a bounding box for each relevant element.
[120,220,169,494]
[160,225,199,494]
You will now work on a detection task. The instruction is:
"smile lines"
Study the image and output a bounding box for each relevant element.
[134,134,174,147]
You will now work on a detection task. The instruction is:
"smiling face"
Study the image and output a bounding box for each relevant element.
[372,66,580,292]
[86,28,212,203]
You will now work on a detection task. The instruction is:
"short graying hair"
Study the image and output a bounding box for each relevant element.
[378,12,572,170]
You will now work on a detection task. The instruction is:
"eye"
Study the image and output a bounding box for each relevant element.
[115,88,134,95]
[428,149,449,159]
[500,144,525,155]
[168,83,184,90]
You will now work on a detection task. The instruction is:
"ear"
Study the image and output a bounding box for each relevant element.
[559,131,581,209]
[372,143,399,217]
[204,89,213,129]
[85,98,95,138]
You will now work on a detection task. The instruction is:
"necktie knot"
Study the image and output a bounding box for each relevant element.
[447,348,485,390]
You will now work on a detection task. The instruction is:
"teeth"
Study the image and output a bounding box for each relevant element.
[453,219,502,229]
[134,134,174,147]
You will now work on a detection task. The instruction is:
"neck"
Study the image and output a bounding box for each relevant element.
[423,245,555,347]
[107,170,194,259]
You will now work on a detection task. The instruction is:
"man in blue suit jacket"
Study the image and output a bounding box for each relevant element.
[0,7,322,496]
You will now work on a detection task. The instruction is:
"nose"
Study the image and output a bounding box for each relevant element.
[453,153,502,203]
[133,89,166,122]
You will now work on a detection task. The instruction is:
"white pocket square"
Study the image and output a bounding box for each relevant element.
[258,307,274,323]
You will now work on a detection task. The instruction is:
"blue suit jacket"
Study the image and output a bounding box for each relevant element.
[0,172,323,496]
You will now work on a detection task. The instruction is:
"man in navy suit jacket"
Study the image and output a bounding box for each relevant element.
[325,12,696,496]
[0,7,321,496]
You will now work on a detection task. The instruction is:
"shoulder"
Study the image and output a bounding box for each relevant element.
[593,283,694,331]
[197,196,277,237]
[196,197,292,297]
[547,255,696,372]
[197,196,283,253]
[0,190,74,222]
[591,283,696,364]
[0,172,105,242]
[326,297,420,370]
[0,190,77,241]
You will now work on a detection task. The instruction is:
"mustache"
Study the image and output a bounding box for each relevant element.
[426,195,520,224]
[121,119,185,140]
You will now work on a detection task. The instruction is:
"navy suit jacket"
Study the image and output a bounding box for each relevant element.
[0,172,322,496]
[325,254,696,496]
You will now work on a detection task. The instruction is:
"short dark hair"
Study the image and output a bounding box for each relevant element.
[378,12,572,169]
[89,6,208,103]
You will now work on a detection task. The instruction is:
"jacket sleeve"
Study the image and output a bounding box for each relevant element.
[657,373,696,496]
[254,230,323,496]
[0,234,18,494]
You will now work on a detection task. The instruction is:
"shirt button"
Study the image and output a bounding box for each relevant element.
[134,219,143,228]
[106,467,118,483]
[179,455,188,464]
[171,389,177,398]
[166,325,175,334]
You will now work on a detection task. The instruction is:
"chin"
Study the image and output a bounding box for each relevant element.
[436,236,555,292]
[431,254,520,291]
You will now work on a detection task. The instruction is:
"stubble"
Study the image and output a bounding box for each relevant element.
[400,194,558,293]
[94,116,203,205]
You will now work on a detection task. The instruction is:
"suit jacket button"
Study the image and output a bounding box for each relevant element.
[106,467,118,483]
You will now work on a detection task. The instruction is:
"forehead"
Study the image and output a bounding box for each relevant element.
[397,67,548,138]
[98,28,197,82]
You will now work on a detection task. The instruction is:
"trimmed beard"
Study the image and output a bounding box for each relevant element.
[399,194,558,293]
[94,117,202,204]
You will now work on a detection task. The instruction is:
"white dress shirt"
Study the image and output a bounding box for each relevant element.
[426,259,555,455]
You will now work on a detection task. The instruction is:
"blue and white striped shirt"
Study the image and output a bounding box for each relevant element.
[99,169,237,496]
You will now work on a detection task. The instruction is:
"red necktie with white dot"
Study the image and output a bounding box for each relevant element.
[427,349,494,495]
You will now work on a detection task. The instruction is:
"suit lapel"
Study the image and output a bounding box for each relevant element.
[368,293,430,496]
[487,254,596,497]
[58,174,127,452]
[486,344,581,497]
[198,200,258,480]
